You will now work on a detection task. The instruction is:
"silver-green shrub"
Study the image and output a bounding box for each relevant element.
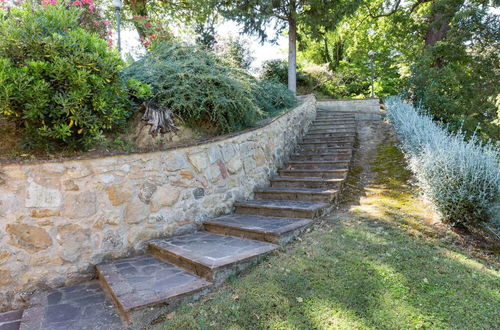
[386,96,500,227]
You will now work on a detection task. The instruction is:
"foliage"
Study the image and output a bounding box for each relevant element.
[386,96,500,228]
[212,35,254,71]
[0,2,130,150]
[122,42,295,133]
[260,59,289,84]
[405,2,500,141]
[260,59,335,96]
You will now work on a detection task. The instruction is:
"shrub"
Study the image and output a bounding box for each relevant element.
[123,42,296,133]
[0,2,130,150]
[386,96,500,228]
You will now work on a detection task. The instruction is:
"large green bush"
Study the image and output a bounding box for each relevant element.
[0,3,130,150]
[123,42,296,133]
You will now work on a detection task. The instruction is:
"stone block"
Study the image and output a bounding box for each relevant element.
[26,181,62,208]
[63,191,97,219]
[150,186,180,212]
[188,151,209,173]
[6,224,52,253]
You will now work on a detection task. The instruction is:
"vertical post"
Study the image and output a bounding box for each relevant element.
[368,50,375,98]
[113,0,123,54]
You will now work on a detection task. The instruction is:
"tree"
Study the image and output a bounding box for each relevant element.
[215,0,362,94]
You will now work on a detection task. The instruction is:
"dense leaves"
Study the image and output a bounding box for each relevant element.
[122,42,296,133]
[0,3,131,150]
[387,96,500,228]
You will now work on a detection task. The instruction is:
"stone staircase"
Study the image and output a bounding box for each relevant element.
[12,110,357,330]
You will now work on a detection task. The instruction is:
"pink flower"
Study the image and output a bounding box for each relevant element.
[73,0,82,6]
[88,4,95,10]
[103,20,111,26]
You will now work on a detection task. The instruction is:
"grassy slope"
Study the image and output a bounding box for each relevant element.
[154,143,500,330]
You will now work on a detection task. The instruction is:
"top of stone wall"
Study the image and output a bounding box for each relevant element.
[0,96,315,167]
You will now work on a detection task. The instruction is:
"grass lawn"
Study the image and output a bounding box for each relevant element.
[153,141,500,330]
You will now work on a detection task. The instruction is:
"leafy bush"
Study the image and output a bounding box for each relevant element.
[260,59,289,84]
[386,96,500,228]
[123,42,296,133]
[0,2,130,150]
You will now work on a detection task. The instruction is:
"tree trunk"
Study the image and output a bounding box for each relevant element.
[288,18,297,94]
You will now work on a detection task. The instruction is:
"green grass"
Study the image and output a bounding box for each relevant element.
[153,142,500,330]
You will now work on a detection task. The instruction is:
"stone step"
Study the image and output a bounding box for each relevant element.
[297,145,353,151]
[302,137,355,144]
[270,177,344,189]
[313,118,357,123]
[291,152,351,161]
[299,141,354,148]
[149,232,277,285]
[0,310,22,330]
[312,124,356,128]
[204,214,312,245]
[234,199,328,219]
[304,133,356,140]
[97,255,211,327]
[309,126,357,132]
[285,160,350,170]
[308,127,357,133]
[19,281,123,330]
[307,130,356,136]
[278,169,348,179]
[315,115,356,120]
[254,186,338,203]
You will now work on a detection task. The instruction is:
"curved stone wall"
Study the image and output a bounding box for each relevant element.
[0,95,316,312]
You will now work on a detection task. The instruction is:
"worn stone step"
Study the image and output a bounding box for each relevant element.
[310,123,357,128]
[254,186,338,203]
[285,160,350,170]
[270,177,344,189]
[299,141,354,148]
[304,130,356,139]
[96,255,211,327]
[234,199,328,219]
[0,310,22,330]
[297,145,353,151]
[149,232,277,286]
[309,126,357,132]
[292,152,352,161]
[308,126,357,131]
[302,137,355,144]
[314,114,356,121]
[313,118,356,123]
[278,168,348,179]
[19,281,123,330]
[204,214,312,245]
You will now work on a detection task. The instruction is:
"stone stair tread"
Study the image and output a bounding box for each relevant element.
[19,281,122,330]
[271,177,343,183]
[235,199,328,211]
[149,232,277,271]
[97,255,212,313]
[287,160,349,164]
[205,214,311,236]
[0,310,22,330]
[280,169,348,174]
[256,186,338,194]
[294,151,351,156]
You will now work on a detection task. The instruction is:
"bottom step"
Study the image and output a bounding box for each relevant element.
[19,281,122,330]
[0,310,22,330]
[97,255,211,327]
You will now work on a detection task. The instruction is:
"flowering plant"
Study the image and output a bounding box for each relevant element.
[131,15,174,48]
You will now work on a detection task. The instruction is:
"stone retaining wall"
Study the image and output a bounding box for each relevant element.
[0,95,316,312]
